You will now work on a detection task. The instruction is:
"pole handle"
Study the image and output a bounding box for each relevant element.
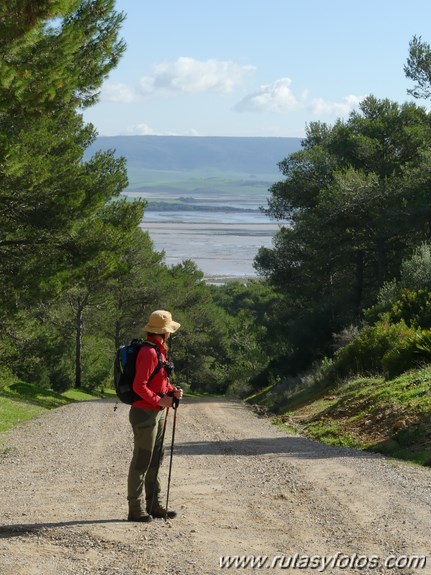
[172,385,181,409]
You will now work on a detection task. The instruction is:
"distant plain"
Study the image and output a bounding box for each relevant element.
[126,169,279,282]
[88,136,302,281]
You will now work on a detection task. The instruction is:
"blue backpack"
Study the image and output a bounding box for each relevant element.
[114,339,165,405]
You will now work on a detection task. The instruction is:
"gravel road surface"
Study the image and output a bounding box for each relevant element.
[0,397,430,574]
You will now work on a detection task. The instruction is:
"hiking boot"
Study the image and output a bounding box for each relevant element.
[148,506,177,519]
[127,512,153,523]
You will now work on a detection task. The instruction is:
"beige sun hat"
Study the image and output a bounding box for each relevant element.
[143,310,181,334]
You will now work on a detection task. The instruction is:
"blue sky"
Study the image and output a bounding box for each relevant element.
[83,0,431,138]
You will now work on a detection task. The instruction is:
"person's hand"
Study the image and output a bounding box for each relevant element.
[173,386,183,400]
[159,395,173,409]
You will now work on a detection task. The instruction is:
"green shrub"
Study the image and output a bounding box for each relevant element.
[381,339,418,379]
[364,279,400,324]
[49,355,75,392]
[414,329,431,354]
[387,289,431,329]
[381,328,431,379]
[365,243,431,325]
[401,242,431,291]
[81,335,114,392]
[0,367,22,392]
[333,321,416,380]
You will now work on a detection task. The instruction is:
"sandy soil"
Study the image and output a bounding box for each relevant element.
[0,397,430,575]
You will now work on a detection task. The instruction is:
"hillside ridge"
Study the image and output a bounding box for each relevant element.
[86,135,303,175]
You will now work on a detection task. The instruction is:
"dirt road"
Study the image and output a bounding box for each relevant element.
[0,397,430,574]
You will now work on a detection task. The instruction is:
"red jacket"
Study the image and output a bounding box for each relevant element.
[132,337,174,410]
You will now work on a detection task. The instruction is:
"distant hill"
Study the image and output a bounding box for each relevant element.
[86,135,303,176]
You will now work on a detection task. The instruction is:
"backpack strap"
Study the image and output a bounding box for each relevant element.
[129,340,168,405]
[141,340,166,383]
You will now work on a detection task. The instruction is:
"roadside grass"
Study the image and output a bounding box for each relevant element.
[184,390,226,399]
[0,380,115,434]
[251,366,431,466]
[4,364,431,467]
[0,397,49,433]
[0,378,203,436]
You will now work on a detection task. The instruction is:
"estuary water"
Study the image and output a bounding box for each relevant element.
[88,134,301,282]
[136,191,279,283]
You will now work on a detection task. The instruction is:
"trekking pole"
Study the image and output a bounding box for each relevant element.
[164,395,179,521]
[148,407,170,517]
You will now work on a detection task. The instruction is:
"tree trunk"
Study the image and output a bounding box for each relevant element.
[75,297,85,389]
[114,319,122,350]
[376,239,387,286]
[354,250,364,319]
[185,348,191,391]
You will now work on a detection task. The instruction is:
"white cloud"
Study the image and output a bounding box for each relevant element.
[126,123,157,135]
[310,94,364,116]
[234,78,300,113]
[184,128,201,136]
[125,123,202,136]
[235,78,363,120]
[101,83,138,103]
[139,57,255,95]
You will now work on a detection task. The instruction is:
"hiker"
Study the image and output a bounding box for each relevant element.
[127,309,183,522]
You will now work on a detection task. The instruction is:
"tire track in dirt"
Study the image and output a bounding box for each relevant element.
[0,397,430,574]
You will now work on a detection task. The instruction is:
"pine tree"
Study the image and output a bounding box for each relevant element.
[0,2,150,391]
[0,1,128,303]
[0,0,125,114]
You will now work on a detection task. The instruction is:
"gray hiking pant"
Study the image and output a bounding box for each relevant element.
[127,406,166,515]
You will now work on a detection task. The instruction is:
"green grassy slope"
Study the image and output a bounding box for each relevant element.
[0,381,115,433]
[248,367,431,466]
